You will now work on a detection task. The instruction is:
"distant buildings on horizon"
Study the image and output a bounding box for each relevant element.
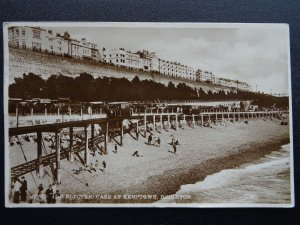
[8,25,251,91]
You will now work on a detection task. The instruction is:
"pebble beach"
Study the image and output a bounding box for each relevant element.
[8,118,290,204]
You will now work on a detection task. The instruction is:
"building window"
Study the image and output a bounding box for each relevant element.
[22,29,25,36]
[32,42,41,49]
[21,40,26,48]
[116,59,118,62]
[16,29,19,35]
[32,30,41,38]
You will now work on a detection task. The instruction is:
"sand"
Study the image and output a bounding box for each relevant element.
[8,118,290,204]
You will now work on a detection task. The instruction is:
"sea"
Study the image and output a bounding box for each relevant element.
[159,144,292,205]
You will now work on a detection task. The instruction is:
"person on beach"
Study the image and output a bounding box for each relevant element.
[38,184,43,195]
[173,143,177,154]
[37,184,44,203]
[114,144,118,153]
[154,137,161,147]
[99,161,106,173]
[132,150,140,157]
[13,178,22,203]
[95,160,100,168]
[89,163,96,173]
[45,185,54,204]
[173,139,180,154]
[148,134,152,145]
[53,190,61,204]
[170,135,175,145]
[98,145,104,155]
[20,176,27,202]
[52,182,57,195]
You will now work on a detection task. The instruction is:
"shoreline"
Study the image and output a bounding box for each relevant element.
[75,138,289,204]
[59,120,290,204]
[8,119,291,205]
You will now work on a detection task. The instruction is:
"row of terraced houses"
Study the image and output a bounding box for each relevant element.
[8,26,251,91]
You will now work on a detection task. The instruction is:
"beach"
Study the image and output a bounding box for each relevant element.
[8,118,290,204]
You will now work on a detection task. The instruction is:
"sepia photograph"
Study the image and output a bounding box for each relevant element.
[3,22,294,207]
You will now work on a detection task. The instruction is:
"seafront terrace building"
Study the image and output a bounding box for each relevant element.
[199,70,216,84]
[215,77,251,91]
[8,25,251,91]
[103,48,143,70]
[8,26,100,61]
[159,60,196,81]
[68,37,100,61]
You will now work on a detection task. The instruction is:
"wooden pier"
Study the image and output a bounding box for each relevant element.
[9,110,286,184]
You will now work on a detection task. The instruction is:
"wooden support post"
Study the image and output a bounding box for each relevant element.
[192,114,195,128]
[222,113,224,122]
[175,114,178,131]
[201,113,204,126]
[84,126,89,166]
[208,113,211,123]
[160,114,163,131]
[238,112,241,120]
[168,114,170,131]
[80,107,83,120]
[31,108,34,125]
[121,121,123,146]
[55,130,61,184]
[37,131,44,177]
[104,122,108,154]
[16,106,19,127]
[45,107,47,116]
[136,120,139,140]
[58,107,60,116]
[70,127,74,163]
[153,114,156,131]
[69,107,72,116]
[91,124,94,154]
[144,111,147,137]
[228,111,230,121]
[183,114,186,127]
[215,113,217,122]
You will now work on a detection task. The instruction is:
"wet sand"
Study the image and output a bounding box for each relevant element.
[8,118,290,204]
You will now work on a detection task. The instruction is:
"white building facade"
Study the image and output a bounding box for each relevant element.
[8,26,251,90]
[159,60,196,81]
[8,26,100,60]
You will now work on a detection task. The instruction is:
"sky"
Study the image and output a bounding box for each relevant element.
[49,24,290,94]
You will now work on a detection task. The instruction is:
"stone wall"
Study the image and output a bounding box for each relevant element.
[8,48,234,93]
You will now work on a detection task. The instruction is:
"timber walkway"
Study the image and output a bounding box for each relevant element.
[9,110,287,182]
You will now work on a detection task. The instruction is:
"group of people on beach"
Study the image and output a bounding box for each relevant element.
[147,133,179,154]
[38,183,61,204]
[12,176,61,204]
[147,134,161,147]
[12,176,27,203]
